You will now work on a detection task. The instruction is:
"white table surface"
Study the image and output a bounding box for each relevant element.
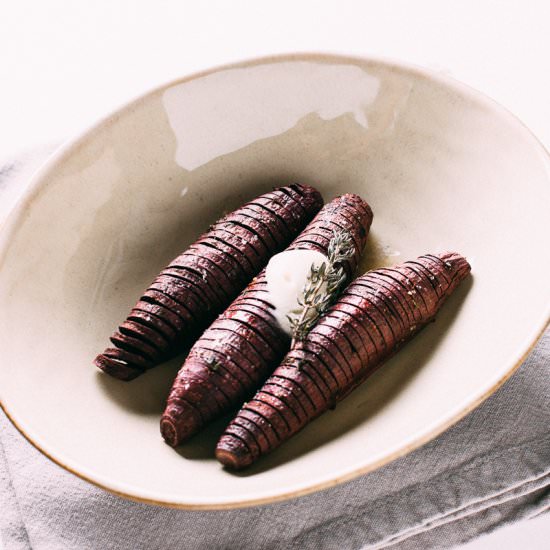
[1,1,548,547]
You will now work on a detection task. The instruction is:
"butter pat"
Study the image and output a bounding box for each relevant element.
[265,249,328,335]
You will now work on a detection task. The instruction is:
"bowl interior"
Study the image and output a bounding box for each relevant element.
[1,55,549,508]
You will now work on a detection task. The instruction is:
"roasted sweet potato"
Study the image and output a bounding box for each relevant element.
[94,184,323,380]
[161,194,373,446]
[216,252,471,469]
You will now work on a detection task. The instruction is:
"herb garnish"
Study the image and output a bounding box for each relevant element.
[287,230,355,347]
[203,354,221,372]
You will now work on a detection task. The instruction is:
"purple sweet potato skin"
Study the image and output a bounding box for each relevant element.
[160,194,373,446]
[216,252,471,469]
[94,184,323,380]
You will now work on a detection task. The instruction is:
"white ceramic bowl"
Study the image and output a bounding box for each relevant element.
[1,54,549,509]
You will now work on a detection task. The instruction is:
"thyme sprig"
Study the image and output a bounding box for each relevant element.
[287,230,355,347]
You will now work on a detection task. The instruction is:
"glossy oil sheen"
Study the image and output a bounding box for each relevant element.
[0,54,549,508]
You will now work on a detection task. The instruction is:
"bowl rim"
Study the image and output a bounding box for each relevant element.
[1,52,549,510]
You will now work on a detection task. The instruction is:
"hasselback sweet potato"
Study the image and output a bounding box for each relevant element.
[216,252,471,469]
[161,194,373,447]
[94,184,323,380]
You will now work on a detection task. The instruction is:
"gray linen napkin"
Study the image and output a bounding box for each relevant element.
[1,149,548,550]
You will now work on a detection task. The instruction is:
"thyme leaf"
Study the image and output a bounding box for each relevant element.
[203,354,221,372]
